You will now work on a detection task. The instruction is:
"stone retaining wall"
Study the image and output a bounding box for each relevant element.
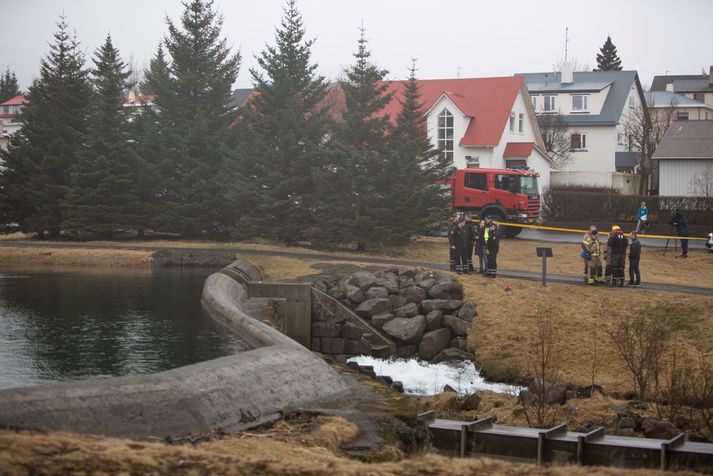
[0,259,348,438]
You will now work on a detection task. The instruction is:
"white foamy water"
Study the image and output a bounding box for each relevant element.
[348,356,521,396]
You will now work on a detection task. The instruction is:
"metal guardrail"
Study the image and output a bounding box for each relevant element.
[418,412,713,471]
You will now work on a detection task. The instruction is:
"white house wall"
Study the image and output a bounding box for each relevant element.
[658,159,713,196]
[564,125,616,172]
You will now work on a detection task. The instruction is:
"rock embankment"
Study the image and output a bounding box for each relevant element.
[311,268,477,361]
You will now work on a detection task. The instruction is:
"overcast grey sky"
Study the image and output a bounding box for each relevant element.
[2,0,713,92]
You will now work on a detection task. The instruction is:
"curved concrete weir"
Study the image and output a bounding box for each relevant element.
[0,259,348,438]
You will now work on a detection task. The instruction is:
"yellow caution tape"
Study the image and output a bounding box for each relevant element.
[468,218,709,241]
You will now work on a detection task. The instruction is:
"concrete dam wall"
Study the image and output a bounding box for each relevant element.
[0,259,348,439]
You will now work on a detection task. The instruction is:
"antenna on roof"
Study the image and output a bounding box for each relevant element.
[564,27,569,63]
[457,66,462,79]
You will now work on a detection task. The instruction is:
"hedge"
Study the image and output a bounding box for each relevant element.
[542,189,713,226]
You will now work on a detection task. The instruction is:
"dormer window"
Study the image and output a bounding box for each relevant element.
[509,112,516,131]
[437,108,454,161]
[518,113,524,132]
[543,95,556,112]
[572,95,588,112]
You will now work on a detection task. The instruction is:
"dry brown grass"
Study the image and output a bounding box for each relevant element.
[1,424,703,476]
[464,277,713,393]
[0,246,153,268]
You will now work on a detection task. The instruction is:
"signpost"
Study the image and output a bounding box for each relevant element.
[536,247,553,287]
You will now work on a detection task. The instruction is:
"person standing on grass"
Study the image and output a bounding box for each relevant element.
[581,225,597,282]
[627,231,641,286]
[450,216,471,275]
[475,219,487,273]
[606,225,628,287]
[584,228,603,284]
[485,222,500,278]
[447,212,459,271]
[636,201,649,233]
[671,210,689,258]
[464,213,476,273]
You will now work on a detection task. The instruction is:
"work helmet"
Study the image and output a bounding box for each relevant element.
[612,225,620,231]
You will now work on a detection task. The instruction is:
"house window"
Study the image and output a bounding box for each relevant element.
[571,95,588,112]
[531,96,537,111]
[518,113,524,132]
[570,133,587,150]
[464,172,486,190]
[629,96,635,109]
[617,133,624,145]
[543,95,556,112]
[465,156,480,168]
[437,108,454,160]
[693,93,704,102]
[676,111,689,121]
[509,112,515,131]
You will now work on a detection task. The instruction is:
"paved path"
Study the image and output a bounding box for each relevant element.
[517,228,708,250]
[2,240,712,296]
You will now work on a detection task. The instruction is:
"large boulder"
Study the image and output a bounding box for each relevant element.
[394,303,420,318]
[398,268,416,280]
[457,301,477,322]
[399,276,415,289]
[371,313,394,329]
[421,299,463,314]
[643,420,681,440]
[355,298,392,318]
[418,327,453,360]
[428,280,464,300]
[365,286,389,300]
[443,314,471,337]
[350,270,377,291]
[399,285,427,304]
[382,315,426,344]
[432,347,475,363]
[450,337,468,350]
[389,294,408,310]
[345,284,365,304]
[374,271,399,294]
[461,393,482,411]
[425,310,443,331]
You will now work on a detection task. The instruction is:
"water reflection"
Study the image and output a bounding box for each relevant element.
[0,266,248,389]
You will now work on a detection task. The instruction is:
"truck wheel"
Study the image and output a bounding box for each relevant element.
[502,226,522,238]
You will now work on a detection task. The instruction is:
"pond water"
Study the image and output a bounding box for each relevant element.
[348,355,521,396]
[0,266,249,390]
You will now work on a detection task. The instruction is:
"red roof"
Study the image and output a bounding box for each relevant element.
[0,95,28,106]
[503,142,535,158]
[380,77,523,147]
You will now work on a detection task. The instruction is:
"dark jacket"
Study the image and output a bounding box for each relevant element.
[450,224,470,252]
[671,213,689,235]
[607,230,628,256]
[485,226,500,254]
[629,238,641,260]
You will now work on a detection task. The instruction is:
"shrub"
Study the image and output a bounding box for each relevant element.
[542,187,713,226]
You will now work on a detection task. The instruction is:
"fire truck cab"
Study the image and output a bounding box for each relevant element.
[446,168,541,237]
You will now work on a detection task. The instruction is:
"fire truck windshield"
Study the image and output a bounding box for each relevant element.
[519,175,539,198]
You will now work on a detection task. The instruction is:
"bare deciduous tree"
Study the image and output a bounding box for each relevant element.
[606,313,667,400]
[623,99,675,194]
[519,307,563,428]
[539,114,575,170]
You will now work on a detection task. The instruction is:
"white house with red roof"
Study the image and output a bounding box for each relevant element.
[0,95,27,148]
[381,76,552,192]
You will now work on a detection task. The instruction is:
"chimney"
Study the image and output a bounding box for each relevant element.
[561,62,574,84]
[709,66,713,87]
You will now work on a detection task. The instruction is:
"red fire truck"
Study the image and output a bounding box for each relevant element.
[444,168,541,237]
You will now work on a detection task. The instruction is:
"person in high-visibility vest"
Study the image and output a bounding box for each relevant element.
[584,229,603,285]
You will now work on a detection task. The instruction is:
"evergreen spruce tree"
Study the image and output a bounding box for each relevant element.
[0,67,21,102]
[0,16,89,238]
[61,34,142,238]
[311,28,392,250]
[595,36,622,71]
[144,0,241,237]
[380,61,452,243]
[233,0,329,242]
